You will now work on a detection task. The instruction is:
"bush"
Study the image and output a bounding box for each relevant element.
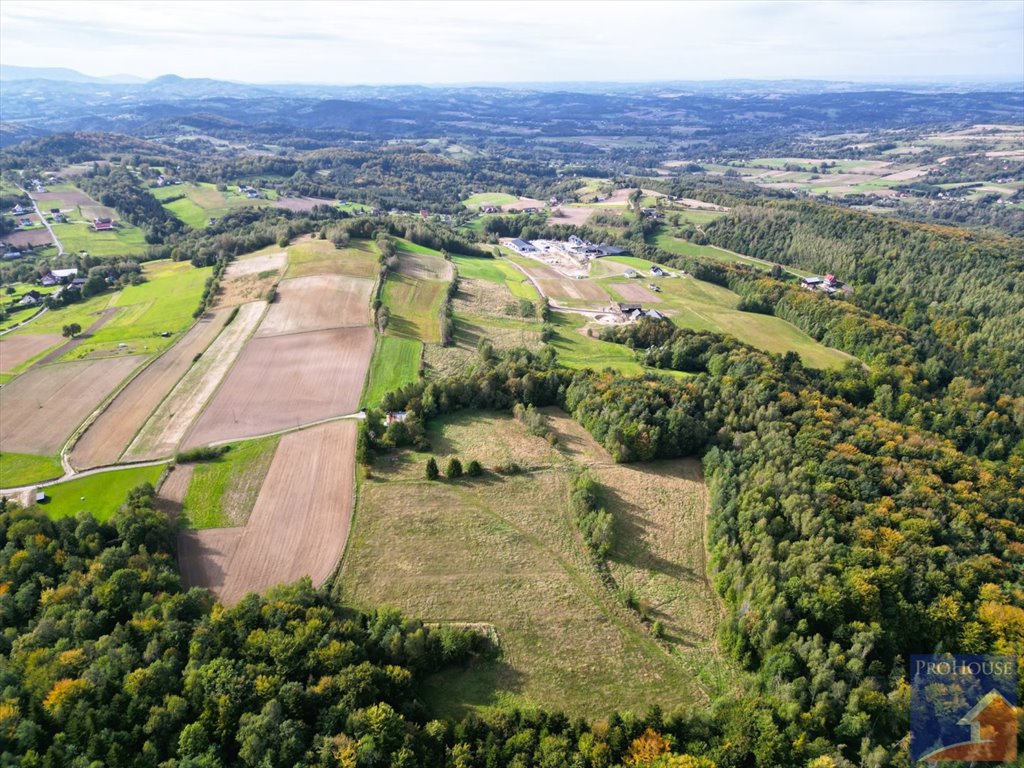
[175,445,229,463]
[466,459,483,477]
[425,457,439,480]
[445,457,463,479]
[495,461,522,475]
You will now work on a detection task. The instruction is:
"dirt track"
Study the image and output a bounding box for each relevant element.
[182,326,373,448]
[70,309,230,469]
[182,420,357,604]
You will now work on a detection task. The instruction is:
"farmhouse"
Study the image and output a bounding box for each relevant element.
[623,268,640,279]
[650,265,666,277]
[40,274,57,286]
[93,217,114,231]
[51,268,79,281]
[480,205,500,213]
[11,204,26,215]
[618,302,643,315]
[507,238,538,254]
[801,277,823,290]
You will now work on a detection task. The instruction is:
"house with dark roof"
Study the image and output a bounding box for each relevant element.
[507,238,537,254]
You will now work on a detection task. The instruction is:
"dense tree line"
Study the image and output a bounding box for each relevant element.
[78,165,183,243]
[699,202,1024,398]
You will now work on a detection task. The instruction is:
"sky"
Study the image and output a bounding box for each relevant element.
[1,0,1022,85]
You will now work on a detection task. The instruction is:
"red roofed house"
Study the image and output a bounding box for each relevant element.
[93,218,114,231]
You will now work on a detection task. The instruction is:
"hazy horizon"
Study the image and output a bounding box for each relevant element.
[2,0,1022,86]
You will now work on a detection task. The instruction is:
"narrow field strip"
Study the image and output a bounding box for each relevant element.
[123,301,266,461]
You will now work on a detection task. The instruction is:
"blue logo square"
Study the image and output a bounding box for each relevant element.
[910,654,1017,762]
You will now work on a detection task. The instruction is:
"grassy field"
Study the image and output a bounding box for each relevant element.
[40,464,166,521]
[665,209,727,225]
[361,335,422,408]
[286,238,379,279]
[0,452,63,487]
[153,183,268,229]
[461,192,518,209]
[601,256,854,370]
[65,260,213,359]
[180,436,280,528]
[51,222,150,257]
[548,313,645,374]
[382,274,447,342]
[648,233,814,278]
[451,255,540,300]
[339,411,716,718]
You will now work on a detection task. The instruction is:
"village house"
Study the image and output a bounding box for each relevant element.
[51,268,79,282]
[479,205,500,214]
[623,268,640,279]
[11,204,27,215]
[650,265,666,277]
[93,217,114,231]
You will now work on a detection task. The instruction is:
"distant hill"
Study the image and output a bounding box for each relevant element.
[0,64,144,84]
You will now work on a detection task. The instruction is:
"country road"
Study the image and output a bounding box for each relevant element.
[19,182,65,255]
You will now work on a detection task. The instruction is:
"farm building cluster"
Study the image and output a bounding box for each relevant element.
[504,235,628,262]
[800,274,851,295]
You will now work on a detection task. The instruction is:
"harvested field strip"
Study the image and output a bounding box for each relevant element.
[207,420,357,605]
[0,356,143,456]
[123,301,266,461]
[361,335,421,409]
[256,274,373,336]
[178,528,244,592]
[182,326,373,449]
[69,309,231,470]
[396,249,455,282]
[606,281,662,303]
[341,412,705,718]
[180,436,280,529]
[0,334,63,372]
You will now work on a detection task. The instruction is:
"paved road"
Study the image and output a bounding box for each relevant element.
[20,183,64,255]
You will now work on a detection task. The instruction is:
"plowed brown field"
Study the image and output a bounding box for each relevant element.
[0,334,62,372]
[182,326,373,448]
[0,357,142,454]
[256,275,372,336]
[69,309,230,469]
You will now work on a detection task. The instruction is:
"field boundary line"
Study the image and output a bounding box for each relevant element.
[66,309,223,471]
[174,300,270,455]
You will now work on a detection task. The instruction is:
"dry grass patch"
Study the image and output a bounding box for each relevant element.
[213,251,286,309]
[341,412,711,717]
[0,357,142,455]
[608,281,662,304]
[287,239,380,280]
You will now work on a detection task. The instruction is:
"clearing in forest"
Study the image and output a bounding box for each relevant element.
[339,411,723,718]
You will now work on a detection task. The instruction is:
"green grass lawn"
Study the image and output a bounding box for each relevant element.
[0,452,63,487]
[461,192,518,209]
[666,209,727,225]
[180,437,280,528]
[361,335,422,409]
[40,464,166,522]
[451,255,540,301]
[65,260,213,360]
[51,222,150,257]
[153,183,269,229]
[549,313,644,375]
[600,259,854,370]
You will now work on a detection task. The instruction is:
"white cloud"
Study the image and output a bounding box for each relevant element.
[1,0,1021,83]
